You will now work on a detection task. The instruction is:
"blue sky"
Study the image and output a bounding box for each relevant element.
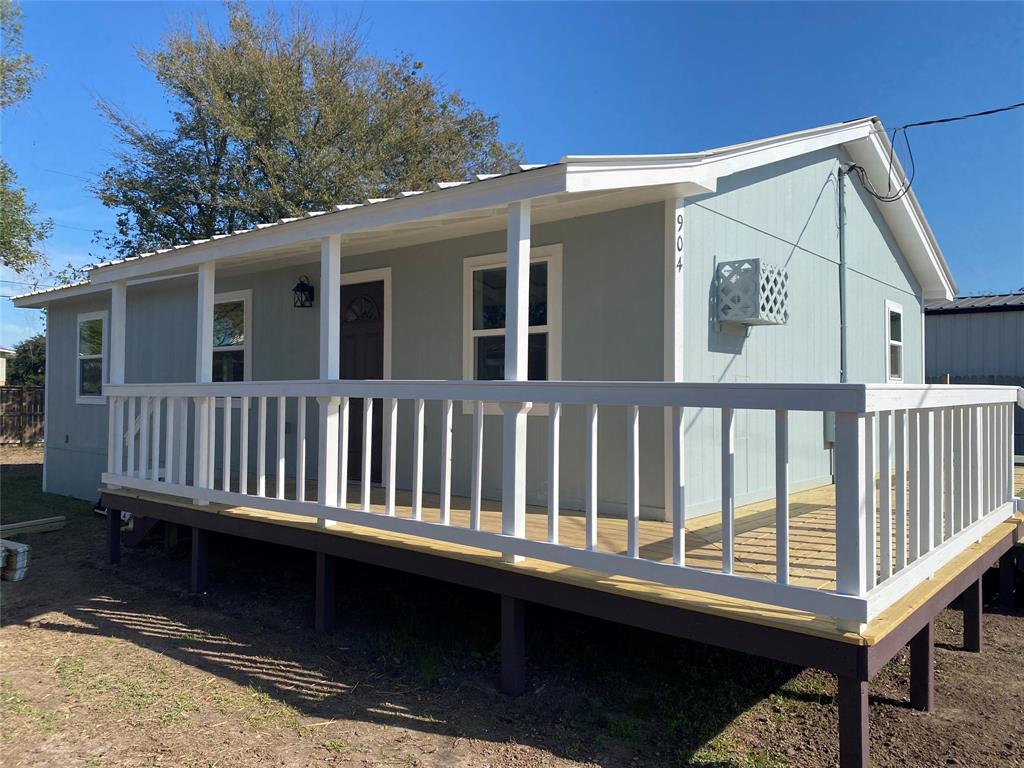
[2,1,1022,347]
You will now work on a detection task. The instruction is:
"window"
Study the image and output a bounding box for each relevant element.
[885,300,903,382]
[76,311,107,403]
[213,290,252,382]
[462,245,562,390]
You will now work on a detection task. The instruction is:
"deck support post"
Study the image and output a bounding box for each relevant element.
[909,621,935,711]
[315,552,336,633]
[998,550,1016,609]
[837,675,869,768]
[162,521,179,553]
[500,200,531,564]
[190,527,208,594]
[107,508,121,565]
[962,578,983,652]
[500,595,526,696]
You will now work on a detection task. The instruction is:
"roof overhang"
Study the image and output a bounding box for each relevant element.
[13,115,956,306]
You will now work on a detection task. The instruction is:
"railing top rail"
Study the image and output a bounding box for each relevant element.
[103,380,1022,412]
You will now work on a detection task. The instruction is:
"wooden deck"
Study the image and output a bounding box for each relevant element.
[104,467,1024,647]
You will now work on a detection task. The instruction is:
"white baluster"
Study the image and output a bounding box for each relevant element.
[721,407,735,575]
[276,396,286,500]
[222,396,232,492]
[127,397,137,477]
[139,396,150,481]
[412,398,425,520]
[585,404,598,551]
[894,409,907,571]
[383,397,396,515]
[626,405,640,559]
[439,399,453,525]
[150,397,162,481]
[339,396,351,508]
[864,412,877,589]
[548,402,560,544]
[878,411,891,582]
[361,396,373,512]
[920,410,933,555]
[672,405,685,566]
[257,396,267,497]
[164,397,175,484]
[177,397,187,486]
[470,400,483,530]
[835,411,868,599]
[776,409,790,584]
[239,396,249,495]
[296,395,306,502]
[908,410,920,561]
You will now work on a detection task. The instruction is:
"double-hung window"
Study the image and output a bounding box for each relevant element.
[76,311,108,403]
[213,290,252,382]
[462,244,562,388]
[885,300,903,382]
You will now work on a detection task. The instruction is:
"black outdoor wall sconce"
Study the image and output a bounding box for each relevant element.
[292,275,315,308]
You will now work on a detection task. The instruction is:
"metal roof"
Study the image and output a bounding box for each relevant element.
[925,292,1024,314]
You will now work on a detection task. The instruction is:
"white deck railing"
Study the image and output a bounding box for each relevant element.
[101,380,1021,627]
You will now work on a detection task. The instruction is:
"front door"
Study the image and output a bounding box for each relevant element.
[340,280,384,484]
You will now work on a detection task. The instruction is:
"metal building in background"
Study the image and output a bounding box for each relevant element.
[926,291,1024,454]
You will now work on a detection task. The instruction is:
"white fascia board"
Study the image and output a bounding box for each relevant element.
[562,119,876,197]
[88,164,570,284]
[12,281,105,308]
[846,130,956,301]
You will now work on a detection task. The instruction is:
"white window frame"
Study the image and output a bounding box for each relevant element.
[213,289,253,383]
[76,310,108,405]
[884,299,904,383]
[462,244,562,415]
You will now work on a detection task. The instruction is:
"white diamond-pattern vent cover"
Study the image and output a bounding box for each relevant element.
[716,259,789,326]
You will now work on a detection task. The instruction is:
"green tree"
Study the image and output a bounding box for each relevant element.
[7,332,45,386]
[0,0,51,275]
[96,1,522,259]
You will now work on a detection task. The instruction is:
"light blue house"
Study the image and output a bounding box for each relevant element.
[17,117,1024,768]
[18,117,954,512]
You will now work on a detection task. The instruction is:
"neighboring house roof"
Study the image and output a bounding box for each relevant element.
[12,115,957,308]
[925,291,1024,315]
[0,346,15,357]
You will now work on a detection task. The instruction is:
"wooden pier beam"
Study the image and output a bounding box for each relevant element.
[962,578,983,652]
[500,595,525,696]
[909,622,935,711]
[315,552,336,633]
[837,675,869,768]
[107,508,121,565]
[190,527,208,594]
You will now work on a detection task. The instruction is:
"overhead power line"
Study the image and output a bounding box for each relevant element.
[847,101,1024,204]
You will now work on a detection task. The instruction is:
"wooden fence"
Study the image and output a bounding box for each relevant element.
[0,387,45,445]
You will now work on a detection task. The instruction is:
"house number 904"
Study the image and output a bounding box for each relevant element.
[675,213,684,271]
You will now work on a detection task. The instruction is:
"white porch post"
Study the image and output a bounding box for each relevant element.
[317,235,342,525]
[194,261,215,504]
[106,280,127,478]
[664,198,686,537]
[500,200,531,562]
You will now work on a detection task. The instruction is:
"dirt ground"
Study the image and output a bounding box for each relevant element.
[1,445,1022,768]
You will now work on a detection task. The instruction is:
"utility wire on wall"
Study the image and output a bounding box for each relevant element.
[847,101,1024,204]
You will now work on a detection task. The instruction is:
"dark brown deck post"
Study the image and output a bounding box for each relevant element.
[163,521,179,552]
[315,552,336,633]
[107,508,121,565]
[500,595,525,696]
[998,550,1016,609]
[190,527,208,594]
[909,621,935,711]
[837,675,869,768]
[962,578,983,652]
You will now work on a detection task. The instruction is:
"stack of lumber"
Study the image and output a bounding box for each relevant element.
[1,540,30,581]
[0,516,65,537]
[0,516,65,582]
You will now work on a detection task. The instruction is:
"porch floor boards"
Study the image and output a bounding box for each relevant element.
[107,467,1024,645]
